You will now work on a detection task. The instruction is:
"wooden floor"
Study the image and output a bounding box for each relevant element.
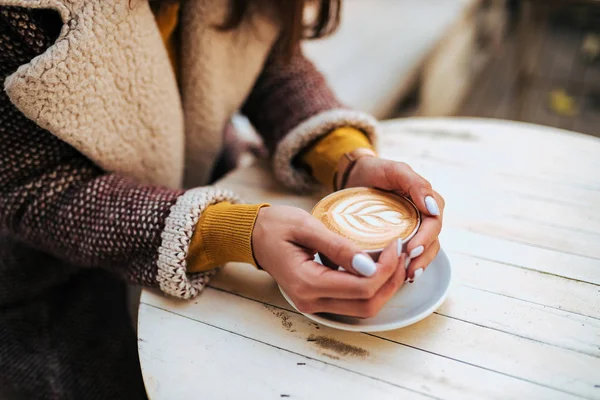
[457,13,600,137]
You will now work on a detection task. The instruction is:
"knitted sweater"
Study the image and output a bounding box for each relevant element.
[0,3,380,398]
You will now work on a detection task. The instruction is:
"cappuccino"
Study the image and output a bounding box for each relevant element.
[312,187,420,252]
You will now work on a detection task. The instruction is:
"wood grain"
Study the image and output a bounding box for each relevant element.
[139,118,600,400]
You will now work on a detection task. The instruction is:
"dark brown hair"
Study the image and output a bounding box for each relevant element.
[150,0,341,59]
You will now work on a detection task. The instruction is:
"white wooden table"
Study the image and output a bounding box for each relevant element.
[138,118,600,400]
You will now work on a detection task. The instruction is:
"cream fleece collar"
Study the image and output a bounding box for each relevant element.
[2,0,185,187]
[2,0,279,188]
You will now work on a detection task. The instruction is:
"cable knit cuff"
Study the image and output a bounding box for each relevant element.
[273,109,380,193]
[156,187,240,299]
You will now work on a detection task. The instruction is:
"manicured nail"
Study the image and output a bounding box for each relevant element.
[397,238,404,257]
[352,254,377,277]
[409,245,424,259]
[404,256,411,270]
[413,268,424,282]
[425,196,440,216]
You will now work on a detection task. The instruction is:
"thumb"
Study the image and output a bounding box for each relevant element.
[292,216,377,277]
[377,236,403,267]
[377,236,407,281]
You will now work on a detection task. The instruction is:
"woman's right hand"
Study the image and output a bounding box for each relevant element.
[252,205,406,318]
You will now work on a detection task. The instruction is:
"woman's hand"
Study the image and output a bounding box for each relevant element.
[343,155,445,282]
[252,206,407,318]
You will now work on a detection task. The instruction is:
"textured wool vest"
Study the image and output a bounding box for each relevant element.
[2,0,280,188]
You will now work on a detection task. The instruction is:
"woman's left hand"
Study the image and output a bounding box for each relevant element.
[343,155,445,282]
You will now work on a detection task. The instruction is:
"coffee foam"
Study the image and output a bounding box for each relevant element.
[312,188,420,250]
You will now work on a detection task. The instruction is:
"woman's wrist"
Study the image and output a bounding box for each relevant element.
[301,127,375,190]
[187,202,270,273]
[334,147,377,191]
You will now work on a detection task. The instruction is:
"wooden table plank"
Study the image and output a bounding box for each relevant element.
[449,252,600,319]
[141,289,586,400]
[138,304,430,400]
[196,264,600,391]
[393,118,600,159]
[445,215,600,260]
[441,228,600,285]
[403,158,600,212]
[436,281,600,357]
[381,136,600,192]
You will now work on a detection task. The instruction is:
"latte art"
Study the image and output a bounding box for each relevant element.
[313,188,420,250]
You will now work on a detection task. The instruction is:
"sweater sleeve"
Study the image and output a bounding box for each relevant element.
[0,7,238,299]
[187,202,269,272]
[0,119,239,299]
[301,127,375,190]
[242,44,380,192]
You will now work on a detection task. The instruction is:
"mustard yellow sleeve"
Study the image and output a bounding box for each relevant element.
[301,127,376,190]
[154,1,181,78]
[187,202,270,273]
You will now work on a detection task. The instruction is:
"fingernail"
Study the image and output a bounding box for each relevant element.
[413,268,424,282]
[409,245,424,259]
[425,196,440,216]
[352,254,377,277]
[396,238,404,257]
[404,256,411,270]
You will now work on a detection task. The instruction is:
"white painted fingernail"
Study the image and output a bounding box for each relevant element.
[425,196,440,216]
[397,238,404,257]
[352,254,377,277]
[413,268,424,281]
[404,256,411,270]
[409,245,424,259]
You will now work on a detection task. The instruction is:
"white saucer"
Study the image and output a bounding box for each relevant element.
[279,248,452,332]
